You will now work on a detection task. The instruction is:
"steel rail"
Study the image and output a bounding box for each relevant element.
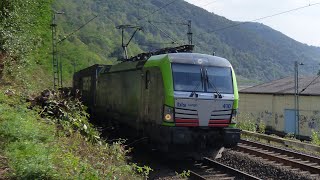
[236,143,320,175]
[202,157,262,180]
[189,170,206,180]
[241,130,320,152]
[240,139,320,165]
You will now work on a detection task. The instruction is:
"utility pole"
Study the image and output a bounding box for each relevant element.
[51,13,59,90]
[294,61,303,138]
[53,14,97,88]
[51,11,64,90]
[187,20,193,45]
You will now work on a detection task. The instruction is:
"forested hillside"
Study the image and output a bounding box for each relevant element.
[0,1,145,179]
[51,0,320,85]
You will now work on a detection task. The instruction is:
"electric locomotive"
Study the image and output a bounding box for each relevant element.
[73,45,240,157]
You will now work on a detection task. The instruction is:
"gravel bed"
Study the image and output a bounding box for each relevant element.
[128,146,185,180]
[216,149,319,180]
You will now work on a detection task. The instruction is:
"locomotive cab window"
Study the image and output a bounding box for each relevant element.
[172,63,204,92]
[172,63,233,94]
[206,67,233,94]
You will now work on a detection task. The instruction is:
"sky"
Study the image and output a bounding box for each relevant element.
[184,0,320,47]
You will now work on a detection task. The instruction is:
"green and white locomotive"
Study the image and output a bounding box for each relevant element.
[73,45,240,157]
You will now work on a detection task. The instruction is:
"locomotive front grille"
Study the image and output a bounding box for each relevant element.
[175,107,199,127]
[209,109,232,127]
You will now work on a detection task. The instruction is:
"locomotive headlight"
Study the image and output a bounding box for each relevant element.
[163,105,174,122]
[231,109,238,124]
[165,114,172,121]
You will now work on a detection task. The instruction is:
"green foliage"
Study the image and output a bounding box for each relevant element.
[0,91,58,179]
[236,113,266,133]
[0,0,53,91]
[0,89,143,179]
[0,106,53,143]
[34,90,101,143]
[6,141,58,179]
[133,164,153,179]
[176,170,191,178]
[311,130,320,146]
[236,113,257,132]
[257,119,266,134]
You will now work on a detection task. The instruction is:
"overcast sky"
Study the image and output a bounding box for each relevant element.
[184,0,320,47]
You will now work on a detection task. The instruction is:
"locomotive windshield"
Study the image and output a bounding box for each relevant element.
[206,67,233,94]
[172,64,204,92]
[172,63,233,94]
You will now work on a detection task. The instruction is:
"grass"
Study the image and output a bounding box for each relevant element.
[236,113,259,132]
[0,1,149,178]
[311,130,320,146]
[0,89,146,179]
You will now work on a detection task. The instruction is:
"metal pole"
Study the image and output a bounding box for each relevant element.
[51,14,55,89]
[187,20,193,45]
[294,61,303,138]
[60,58,63,88]
[121,28,128,59]
[51,13,59,90]
[294,61,298,136]
[51,11,64,89]
[297,63,300,138]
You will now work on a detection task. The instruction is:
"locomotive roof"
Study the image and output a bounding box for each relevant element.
[167,53,232,67]
[104,53,232,74]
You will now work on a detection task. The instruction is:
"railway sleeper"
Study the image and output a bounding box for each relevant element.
[241,140,320,165]
[236,145,320,174]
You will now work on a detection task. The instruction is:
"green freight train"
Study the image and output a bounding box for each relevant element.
[73,46,240,157]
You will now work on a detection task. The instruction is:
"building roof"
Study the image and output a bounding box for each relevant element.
[240,76,320,96]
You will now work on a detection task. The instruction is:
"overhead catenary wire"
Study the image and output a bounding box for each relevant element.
[300,75,320,93]
[136,0,177,22]
[139,41,177,48]
[199,0,220,8]
[139,41,177,45]
[147,21,185,45]
[57,15,98,44]
[196,2,320,37]
[146,20,189,25]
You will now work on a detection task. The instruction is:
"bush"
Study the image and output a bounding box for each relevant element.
[236,113,266,133]
[0,90,144,179]
[29,89,101,144]
[311,130,320,146]
[236,113,256,132]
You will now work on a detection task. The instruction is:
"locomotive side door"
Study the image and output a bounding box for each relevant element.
[139,69,151,130]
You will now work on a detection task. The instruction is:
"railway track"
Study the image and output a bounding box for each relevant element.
[189,157,261,180]
[236,139,320,178]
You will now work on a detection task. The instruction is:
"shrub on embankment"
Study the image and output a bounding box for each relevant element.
[1,0,148,178]
[0,89,146,179]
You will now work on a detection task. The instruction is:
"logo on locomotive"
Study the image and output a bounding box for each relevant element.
[177,102,197,108]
